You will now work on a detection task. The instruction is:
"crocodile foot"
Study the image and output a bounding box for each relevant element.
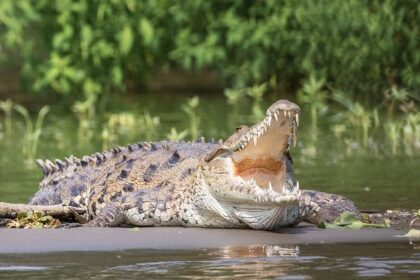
[298,190,360,226]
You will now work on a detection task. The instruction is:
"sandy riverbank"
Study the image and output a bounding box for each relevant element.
[0,224,408,254]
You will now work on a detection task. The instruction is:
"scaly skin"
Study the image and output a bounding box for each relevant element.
[29,100,359,230]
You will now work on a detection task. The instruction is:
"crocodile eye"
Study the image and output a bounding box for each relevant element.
[235,125,249,133]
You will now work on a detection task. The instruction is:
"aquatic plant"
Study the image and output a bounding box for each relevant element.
[330,124,347,139]
[166,127,188,141]
[101,111,160,149]
[403,113,420,146]
[384,87,412,118]
[181,96,200,140]
[297,75,328,129]
[246,83,267,102]
[224,83,267,121]
[399,113,420,155]
[73,93,97,123]
[384,120,401,155]
[247,83,267,121]
[0,99,13,134]
[137,111,160,141]
[107,112,137,134]
[224,87,246,106]
[73,93,99,145]
[14,104,49,161]
[224,87,245,119]
[332,91,372,147]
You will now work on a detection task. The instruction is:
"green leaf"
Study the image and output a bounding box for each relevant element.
[404,229,420,238]
[38,216,53,222]
[17,212,26,220]
[32,222,44,229]
[334,211,359,225]
[320,211,390,230]
[119,25,134,55]
[26,211,33,219]
[111,66,123,85]
[139,18,154,46]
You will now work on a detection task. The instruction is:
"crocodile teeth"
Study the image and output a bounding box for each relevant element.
[274,112,278,121]
[296,114,299,126]
[267,115,272,126]
[253,135,258,146]
[284,111,287,117]
[268,182,273,192]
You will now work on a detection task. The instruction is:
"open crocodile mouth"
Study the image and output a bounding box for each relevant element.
[229,101,300,196]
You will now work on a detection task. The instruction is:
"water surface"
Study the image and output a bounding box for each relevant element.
[0,92,419,279]
[0,243,419,279]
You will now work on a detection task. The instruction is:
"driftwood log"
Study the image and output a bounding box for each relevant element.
[0,202,86,219]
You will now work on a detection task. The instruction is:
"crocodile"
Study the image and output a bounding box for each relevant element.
[22,100,359,230]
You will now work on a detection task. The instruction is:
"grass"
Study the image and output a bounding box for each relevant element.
[298,75,328,129]
[14,104,49,162]
[0,99,13,134]
[181,96,200,140]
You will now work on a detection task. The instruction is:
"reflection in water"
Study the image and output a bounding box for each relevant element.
[0,265,50,272]
[0,243,419,279]
[108,245,302,279]
[217,244,300,258]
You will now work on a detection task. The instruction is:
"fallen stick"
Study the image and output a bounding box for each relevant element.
[0,202,86,219]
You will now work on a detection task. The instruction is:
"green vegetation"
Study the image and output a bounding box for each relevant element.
[0,0,419,164]
[166,127,188,142]
[101,111,160,149]
[181,96,200,140]
[14,104,49,161]
[327,89,419,155]
[6,210,60,229]
[0,99,13,134]
[298,75,327,129]
[1,0,419,106]
[319,212,389,230]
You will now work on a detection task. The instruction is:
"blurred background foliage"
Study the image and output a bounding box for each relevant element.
[0,0,419,105]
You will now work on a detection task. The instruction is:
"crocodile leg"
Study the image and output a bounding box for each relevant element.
[297,190,360,226]
[84,187,178,227]
[84,203,126,227]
